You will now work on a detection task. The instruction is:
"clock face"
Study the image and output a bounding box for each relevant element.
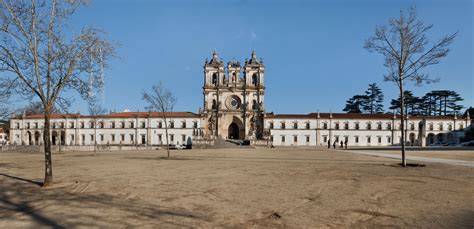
[226,96,241,110]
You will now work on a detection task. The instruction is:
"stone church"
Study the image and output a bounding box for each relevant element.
[202,50,265,141]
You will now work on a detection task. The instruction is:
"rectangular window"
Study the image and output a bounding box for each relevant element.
[69,122,74,128]
[121,134,125,142]
[16,122,20,129]
[448,124,452,131]
[130,122,134,128]
[170,134,174,142]
[158,134,162,142]
[306,135,310,143]
[281,122,286,129]
[306,123,310,129]
[378,136,382,143]
[111,122,115,128]
[355,136,359,143]
[141,121,146,128]
[90,122,94,129]
[429,124,433,131]
[70,135,74,142]
[193,121,198,128]
[344,123,349,130]
[111,134,115,142]
[141,135,146,144]
[323,135,327,143]
[387,136,391,143]
[439,124,443,131]
[121,122,125,128]
[90,134,94,142]
[158,122,163,128]
[355,123,359,130]
[182,135,186,142]
[367,136,371,143]
[100,134,104,142]
[323,123,328,129]
[130,134,134,142]
[367,123,371,130]
[294,136,298,143]
[387,123,392,130]
[293,123,298,129]
[170,122,174,128]
[378,123,382,130]
[410,123,415,130]
[335,123,340,130]
[81,134,85,143]
[281,136,285,142]
[182,121,186,128]
[269,122,274,129]
[26,123,30,129]
[52,123,56,129]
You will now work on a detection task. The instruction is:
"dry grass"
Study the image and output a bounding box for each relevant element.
[0,148,473,228]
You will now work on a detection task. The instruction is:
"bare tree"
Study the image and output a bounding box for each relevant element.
[142,82,177,158]
[88,98,107,155]
[0,0,115,186]
[365,7,456,167]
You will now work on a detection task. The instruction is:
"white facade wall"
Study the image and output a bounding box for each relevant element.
[266,116,470,147]
[10,116,201,146]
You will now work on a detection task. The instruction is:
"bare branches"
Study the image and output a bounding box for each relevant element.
[365,7,456,86]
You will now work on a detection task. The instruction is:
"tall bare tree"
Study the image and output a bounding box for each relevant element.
[365,7,456,166]
[0,0,115,186]
[142,82,177,158]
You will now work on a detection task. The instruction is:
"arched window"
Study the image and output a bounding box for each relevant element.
[232,72,236,82]
[252,73,258,86]
[212,73,218,86]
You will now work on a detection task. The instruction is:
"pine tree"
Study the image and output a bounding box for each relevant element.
[343,95,368,113]
[363,83,384,114]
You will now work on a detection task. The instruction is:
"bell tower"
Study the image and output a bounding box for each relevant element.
[243,50,265,139]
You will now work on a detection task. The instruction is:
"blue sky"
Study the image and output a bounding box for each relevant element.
[67,0,472,114]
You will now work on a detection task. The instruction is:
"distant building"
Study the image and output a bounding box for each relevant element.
[8,51,471,147]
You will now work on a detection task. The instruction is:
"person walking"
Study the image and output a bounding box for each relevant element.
[327,139,331,149]
[340,140,343,149]
[344,138,348,149]
[333,140,337,149]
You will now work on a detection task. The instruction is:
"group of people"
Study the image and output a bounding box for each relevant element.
[328,139,348,149]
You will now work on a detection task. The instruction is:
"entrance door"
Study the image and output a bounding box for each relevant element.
[228,123,240,139]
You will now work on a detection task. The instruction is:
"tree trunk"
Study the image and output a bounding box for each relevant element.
[163,118,170,158]
[43,111,53,187]
[399,85,406,167]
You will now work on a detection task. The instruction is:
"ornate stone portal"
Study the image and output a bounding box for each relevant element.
[201,50,265,140]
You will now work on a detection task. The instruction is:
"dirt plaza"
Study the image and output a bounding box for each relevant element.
[0,148,473,228]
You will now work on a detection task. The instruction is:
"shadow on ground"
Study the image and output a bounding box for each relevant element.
[0,173,209,228]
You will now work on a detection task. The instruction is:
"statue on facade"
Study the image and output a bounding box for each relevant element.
[208,114,216,135]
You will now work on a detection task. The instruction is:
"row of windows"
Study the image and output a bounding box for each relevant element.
[16,120,198,129]
[65,134,187,144]
[270,135,391,144]
[268,122,463,131]
[210,73,260,86]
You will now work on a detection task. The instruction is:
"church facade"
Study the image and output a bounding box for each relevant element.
[8,51,471,148]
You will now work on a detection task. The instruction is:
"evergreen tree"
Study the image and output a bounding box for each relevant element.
[363,83,384,114]
[343,95,368,113]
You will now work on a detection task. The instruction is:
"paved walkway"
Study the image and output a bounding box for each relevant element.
[339,150,474,168]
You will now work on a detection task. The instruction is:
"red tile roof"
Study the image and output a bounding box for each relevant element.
[20,112,199,120]
[266,112,462,120]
